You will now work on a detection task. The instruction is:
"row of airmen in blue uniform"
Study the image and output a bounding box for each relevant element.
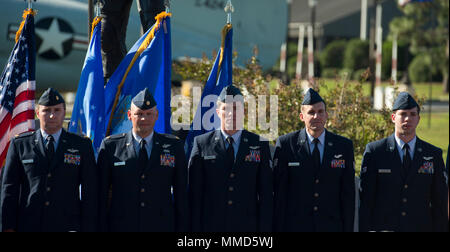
[0,86,448,232]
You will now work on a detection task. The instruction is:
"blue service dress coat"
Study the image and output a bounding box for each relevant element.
[97,131,189,232]
[359,134,448,232]
[273,129,355,232]
[0,130,98,232]
[188,130,273,232]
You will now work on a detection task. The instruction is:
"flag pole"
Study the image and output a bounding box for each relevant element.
[225,0,234,24]
[165,0,171,13]
[26,0,36,9]
[95,0,101,17]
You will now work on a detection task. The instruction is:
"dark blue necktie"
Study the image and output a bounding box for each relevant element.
[312,138,320,171]
[226,137,235,168]
[46,135,55,161]
[402,144,411,176]
[139,139,148,166]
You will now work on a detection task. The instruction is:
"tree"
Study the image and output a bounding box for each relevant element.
[389,0,449,93]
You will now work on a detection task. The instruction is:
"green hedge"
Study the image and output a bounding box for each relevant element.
[409,53,432,83]
[343,39,369,71]
[320,40,347,69]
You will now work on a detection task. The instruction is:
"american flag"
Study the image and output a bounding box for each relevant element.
[0,11,36,170]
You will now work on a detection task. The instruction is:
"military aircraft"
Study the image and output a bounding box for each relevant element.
[1,0,287,92]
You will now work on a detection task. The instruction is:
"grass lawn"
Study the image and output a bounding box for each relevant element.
[417,112,449,161]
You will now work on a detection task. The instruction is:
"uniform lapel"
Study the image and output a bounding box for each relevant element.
[213,130,227,156]
[235,130,249,168]
[406,137,424,182]
[386,134,404,180]
[125,132,137,160]
[320,130,333,174]
[33,130,46,160]
[124,132,138,170]
[148,132,162,171]
[33,131,49,170]
[296,129,310,160]
[49,129,69,171]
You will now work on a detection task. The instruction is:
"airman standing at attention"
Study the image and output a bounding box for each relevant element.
[188,85,273,232]
[97,88,189,232]
[273,88,355,232]
[1,88,98,232]
[359,92,448,232]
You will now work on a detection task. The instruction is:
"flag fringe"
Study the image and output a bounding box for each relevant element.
[89,16,103,41]
[15,9,36,44]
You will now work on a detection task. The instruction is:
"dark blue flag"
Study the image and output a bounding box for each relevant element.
[184,24,233,157]
[104,12,172,136]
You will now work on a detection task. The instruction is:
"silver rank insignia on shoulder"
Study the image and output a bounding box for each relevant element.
[22,159,34,164]
[204,155,216,160]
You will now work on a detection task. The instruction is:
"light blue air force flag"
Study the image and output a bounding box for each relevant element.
[68,17,105,153]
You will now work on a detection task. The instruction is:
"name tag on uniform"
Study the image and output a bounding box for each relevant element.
[204,155,216,160]
[114,161,126,166]
[22,159,34,164]
[288,162,300,167]
[378,169,391,174]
